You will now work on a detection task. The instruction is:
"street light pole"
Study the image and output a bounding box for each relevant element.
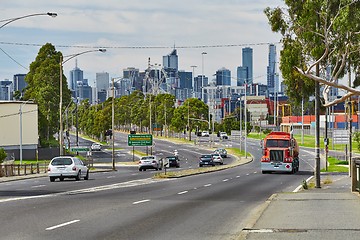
[0,12,57,29]
[190,65,197,98]
[201,52,207,101]
[59,49,106,155]
[111,77,123,171]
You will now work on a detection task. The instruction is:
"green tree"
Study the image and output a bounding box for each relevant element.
[23,43,72,146]
[265,0,360,108]
[0,148,7,164]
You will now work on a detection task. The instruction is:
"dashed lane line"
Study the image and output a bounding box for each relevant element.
[46,220,80,231]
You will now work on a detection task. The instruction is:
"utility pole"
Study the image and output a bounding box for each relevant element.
[315,63,321,188]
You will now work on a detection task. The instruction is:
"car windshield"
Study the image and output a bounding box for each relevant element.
[266,139,289,148]
[167,157,177,160]
[141,156,155,160]
[51,158,73,166]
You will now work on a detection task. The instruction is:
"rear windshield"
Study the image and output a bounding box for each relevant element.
[51,158,73,166]
[141,156,155,160]
[166,157,177,160]
[201,155,212,158]
[266,139,289,148]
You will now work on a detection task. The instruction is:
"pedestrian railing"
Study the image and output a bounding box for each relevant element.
[0,162,49,178]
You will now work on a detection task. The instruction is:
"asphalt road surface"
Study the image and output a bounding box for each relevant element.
[0,134,314,240]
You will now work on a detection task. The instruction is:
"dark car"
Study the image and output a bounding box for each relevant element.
[165,156,180,168]
[199,154,215,167]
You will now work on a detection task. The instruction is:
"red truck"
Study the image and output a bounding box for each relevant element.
[260,131,299,174]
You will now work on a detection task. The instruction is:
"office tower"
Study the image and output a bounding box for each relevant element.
[123,67,142,91]
[178,71,192,89]
[163,49,178,71]
[96,72,110,92]
[215,68,231,86]
[242,47,253,84]
[267,44,277,94]
[0,80,13,100]
[237,66,247,86]
[13,74,27,94]
[69,60,84,95]
[77,79,92,102]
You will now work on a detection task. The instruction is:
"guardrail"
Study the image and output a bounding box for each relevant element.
[0,162,49,177]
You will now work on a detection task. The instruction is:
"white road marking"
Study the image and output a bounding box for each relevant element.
[293,176,313,192]
[204,184,212,187]
[177,191,188,195]
[107,176,115,179]
[223,179,229,182]
[236,175,240,178]
[31,185,46,188]
[246,173,250,176]
[46,220,80,231]
[133,199,150,205]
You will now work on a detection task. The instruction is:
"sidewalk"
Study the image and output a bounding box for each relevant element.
[241,173,360,240]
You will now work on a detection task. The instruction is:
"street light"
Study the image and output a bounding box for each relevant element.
[112,77,123,171]
[201,52,207,102]
[19,99,34,165]
[59,49,106,155]
[0,12,57,29]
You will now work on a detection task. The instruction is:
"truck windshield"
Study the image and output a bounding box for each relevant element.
[266,139,289,148]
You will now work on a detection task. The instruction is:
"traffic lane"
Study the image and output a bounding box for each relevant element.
[0,166,161,200]
[0,164,311,240]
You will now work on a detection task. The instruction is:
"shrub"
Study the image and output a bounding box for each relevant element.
[0,148,7,164]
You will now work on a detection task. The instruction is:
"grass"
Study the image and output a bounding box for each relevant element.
[321,156,349,173]
[14,160,49,165]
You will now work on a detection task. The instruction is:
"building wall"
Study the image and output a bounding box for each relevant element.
[0,102,38,159]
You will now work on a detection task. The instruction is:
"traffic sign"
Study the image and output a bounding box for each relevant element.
[128,134,153,146]
[70,147,90,152]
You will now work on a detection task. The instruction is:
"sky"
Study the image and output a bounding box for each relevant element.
[0,0,285,87]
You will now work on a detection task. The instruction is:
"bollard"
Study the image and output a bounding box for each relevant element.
[24,164,27,175]
[37,163,40,174]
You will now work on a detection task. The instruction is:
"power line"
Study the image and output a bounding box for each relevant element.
[0,46,29,70]
[0,41,281,50]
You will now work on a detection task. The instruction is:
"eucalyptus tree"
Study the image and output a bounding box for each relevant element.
[265,0,360,107]
[24,43,72,146]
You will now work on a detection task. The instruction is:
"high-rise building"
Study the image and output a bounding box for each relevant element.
[0,80,13,100]
[77,79,92,102]
[242,47,253,84]
[267,44,277,94]
[178,71,193,100]
[123,67,142,91]
[13,74,27,94]
[163,49,179,94]
[69,61,84,96]
[237,66,247,86]
[215,68,231,86]
[96,72,110,92]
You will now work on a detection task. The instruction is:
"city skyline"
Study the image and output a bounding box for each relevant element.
[1,0,284,86]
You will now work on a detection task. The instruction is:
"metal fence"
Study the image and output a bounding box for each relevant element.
[0,162,49,177]
[353,158,360,193]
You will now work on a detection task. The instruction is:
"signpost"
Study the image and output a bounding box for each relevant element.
[128,134,153,146]
[70,147,90,152]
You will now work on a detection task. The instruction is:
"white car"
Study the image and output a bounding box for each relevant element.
[211,153,224,165]
[201,131,210,137]
[91,143,102,151]
[48,156,89,182]
[219,132,228,139]
[138,155,163,171]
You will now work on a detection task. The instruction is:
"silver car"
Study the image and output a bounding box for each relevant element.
[138,155,163,171]
[211,153,224,165]
[48,156,89,182]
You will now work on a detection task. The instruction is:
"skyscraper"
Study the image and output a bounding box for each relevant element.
[13,74,27,94]
[267,44,277,94]
[242,47,253,84]
[69,61,83,95]
[237,66,247,86]
[96,72,110,92]
[215,68,231,86]
[163,49,179,94]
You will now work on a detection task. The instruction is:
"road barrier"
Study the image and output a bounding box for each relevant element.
[0,162,48,177]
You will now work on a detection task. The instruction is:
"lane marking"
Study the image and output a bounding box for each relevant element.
[223,179,229,182]
[177,191,188,195]
[293,176,313,192]
[107,176,115,179]
[236,175,240,178]
[133,199,150,205]
[46,220,80,231]
[204,184,212,187]
[31,185,46,188]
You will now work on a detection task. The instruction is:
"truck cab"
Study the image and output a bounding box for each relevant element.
[260,131,299,174]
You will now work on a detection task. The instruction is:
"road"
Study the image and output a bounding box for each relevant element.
[0,133,314,240]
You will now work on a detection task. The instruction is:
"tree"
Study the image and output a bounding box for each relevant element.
[265,0,360,107]
[23,43,72,146]
[0,148,7,164]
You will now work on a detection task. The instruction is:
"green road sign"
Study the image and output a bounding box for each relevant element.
[70,147,90,152]
[128,134,153,146]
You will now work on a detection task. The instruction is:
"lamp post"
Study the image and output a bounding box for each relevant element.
[0,12,57,29]
[201,52,207,101]
[237,98,242,153]
[190,65,197,98]
[59,49,106,155]
[19,99,33,165]
[112,77,123,171]
[244,82,247,159]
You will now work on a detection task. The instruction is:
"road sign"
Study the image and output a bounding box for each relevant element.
[128,134,153,146]
[70,147,90,152]
[333,129,348,144]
